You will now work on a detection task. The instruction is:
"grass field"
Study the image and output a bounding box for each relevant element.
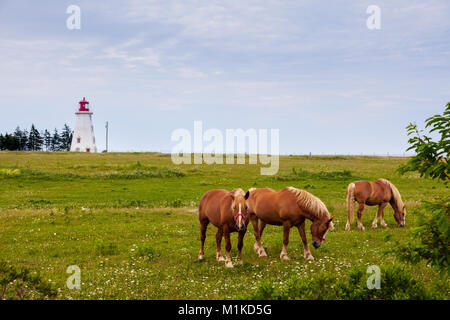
[0,151,448,299]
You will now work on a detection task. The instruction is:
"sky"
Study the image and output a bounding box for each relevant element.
[0,0,449,154]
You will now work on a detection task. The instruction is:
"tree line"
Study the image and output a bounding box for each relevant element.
[0,124,73,151]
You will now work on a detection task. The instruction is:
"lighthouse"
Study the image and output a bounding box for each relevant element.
[70,97,97,153]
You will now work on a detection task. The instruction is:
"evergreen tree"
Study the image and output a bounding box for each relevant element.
[60,124,73,151]
[20,129,29,150]
[1,124,74,152]
[43,129,52,151]
[27,124,43,151]
[51,129,61,151]
[0,133,20,150]
[12,127,28,151]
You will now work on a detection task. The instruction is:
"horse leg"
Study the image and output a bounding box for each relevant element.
[250,215,262,256]
[224,228,233,268]
[258,220,268,257]
[372,206,379,229]
[280,222,291,260]
[380,202,388,227]
[297,221,314,261]
[236,230,245,265]
[216,228,225,262]
[345,215,351,231]
[357,203,365,231]
[198,219,209,260]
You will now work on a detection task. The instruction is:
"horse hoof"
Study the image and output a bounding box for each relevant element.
[198,254,204,260]
[381,224,388,228]
[345,224,350,231]
[259,251,267,258]
[253,243,260,253]
[280,253,290,261]
[372,224,378,229]
[235,259,243,265]
[217,256,225,262]
[358,226,365,231]
[225,261,233,268]
[305,254,314,261]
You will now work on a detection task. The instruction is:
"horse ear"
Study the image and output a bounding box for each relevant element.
[245,191,250,200]
[327,216,334,224]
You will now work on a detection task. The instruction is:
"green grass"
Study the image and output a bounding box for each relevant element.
[0,151,448,299]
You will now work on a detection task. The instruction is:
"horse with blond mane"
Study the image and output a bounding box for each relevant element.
[245,187,334,261]
[345,179,406,231]
[198,188,249,268]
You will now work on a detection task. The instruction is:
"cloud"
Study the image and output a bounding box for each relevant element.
[126,0,295,39]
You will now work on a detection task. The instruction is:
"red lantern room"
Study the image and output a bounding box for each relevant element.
[78,97,90,111]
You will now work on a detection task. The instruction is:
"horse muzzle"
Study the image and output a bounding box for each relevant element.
[312,240,321,249]
[234,212,247,232]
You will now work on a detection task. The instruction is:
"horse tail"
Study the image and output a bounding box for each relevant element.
[346,182,356,224]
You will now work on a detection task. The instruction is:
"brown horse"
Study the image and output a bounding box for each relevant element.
[245,187,334,261]
[198,188,249,268]
[345,179,406,231]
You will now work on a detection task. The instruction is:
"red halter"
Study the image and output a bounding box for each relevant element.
[234,212,246,223]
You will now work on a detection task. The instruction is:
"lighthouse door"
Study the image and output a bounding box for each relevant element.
[86,148,91,153]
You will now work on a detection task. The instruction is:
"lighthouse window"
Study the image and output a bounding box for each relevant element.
[77,137,81,143]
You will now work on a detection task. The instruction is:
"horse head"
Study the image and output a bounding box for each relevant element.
[310,216,334,249]
[230,189,248,232]
[394,205,406,227]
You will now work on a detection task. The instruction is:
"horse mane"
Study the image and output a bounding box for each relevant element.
[379,179,404,209]
[230,188,245,210]
[231,188,245,197]
[287,187,330,219]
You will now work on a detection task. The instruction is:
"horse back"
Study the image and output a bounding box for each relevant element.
[199,189,229,226]
[354,180,392,205]
[252,188,300,225]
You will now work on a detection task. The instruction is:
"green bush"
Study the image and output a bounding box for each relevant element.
[243,264,444,300]
[390,199,449,275]
[95,240,118,256]
[136,244,157,260]
[276,168,354,181]
[0,168,21,178]
[0,261,57,299]
[398,102,449,182]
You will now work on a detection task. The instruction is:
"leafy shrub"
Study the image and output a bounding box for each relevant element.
[136,244,157,260]
[398,102,449,182]
[390,199,449,275]
[171,199,183,208]
[95,240,118,256]
[0,261,57,299]
[276,168,354,181]
[94,168,185,179]
[3,166,185,181]
[0,168,21,178]
[243,264,442,300]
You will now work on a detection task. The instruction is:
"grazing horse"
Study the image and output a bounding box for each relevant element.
[345,179,406,231]
[198,188,249,268]
[245,187,334,261]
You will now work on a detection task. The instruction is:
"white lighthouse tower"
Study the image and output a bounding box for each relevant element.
[70,97,97,153]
